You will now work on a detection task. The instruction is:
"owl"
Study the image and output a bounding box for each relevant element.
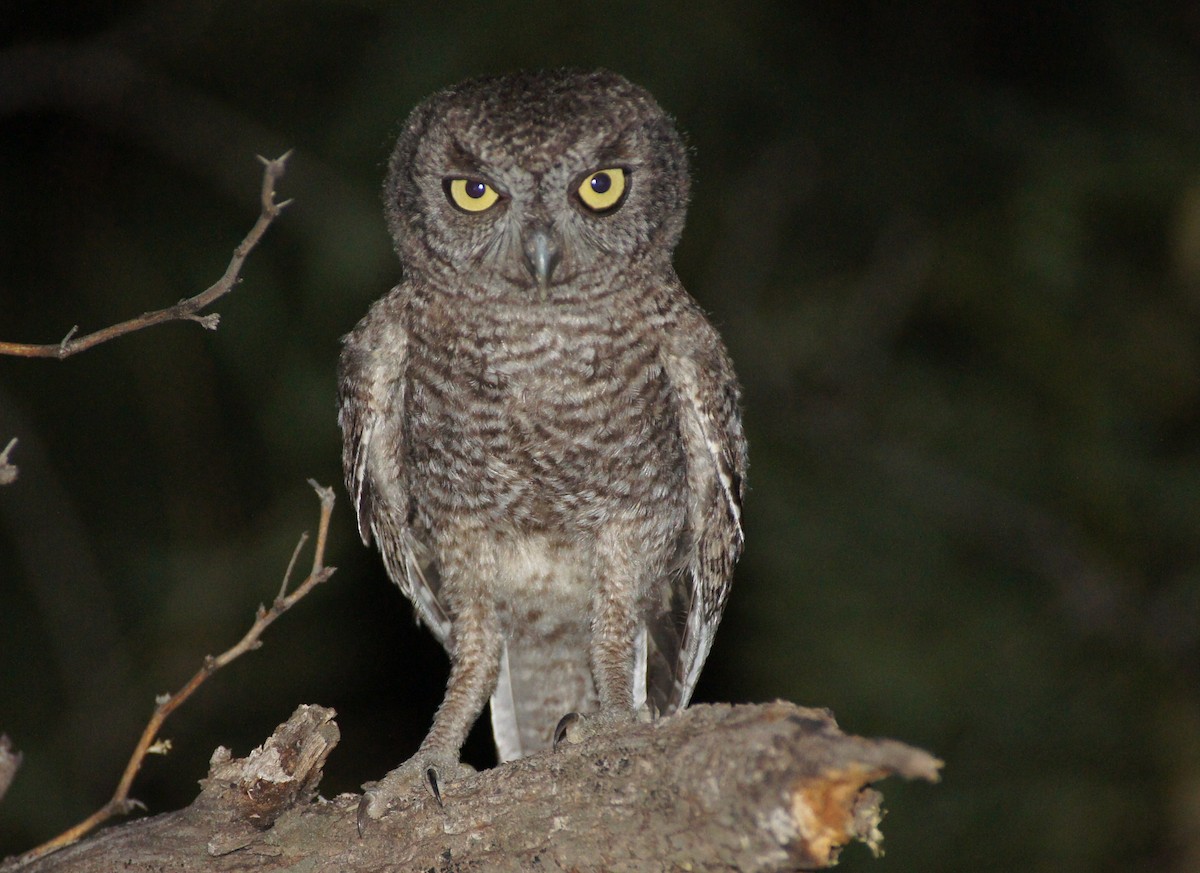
[339,68,746,821]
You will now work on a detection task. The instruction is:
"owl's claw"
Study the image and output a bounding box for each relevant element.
[553,707,650,751]
[425,766,443,807]
[356,784,382,836]
[356,753,475,833]
[553,711,585,749]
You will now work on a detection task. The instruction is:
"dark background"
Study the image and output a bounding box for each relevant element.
[2,2,1199,870]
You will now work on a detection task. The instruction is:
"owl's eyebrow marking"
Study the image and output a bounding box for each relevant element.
[446,138,486,174]
[593,140,634,167]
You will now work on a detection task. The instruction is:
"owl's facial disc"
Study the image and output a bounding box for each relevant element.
[423,118,653,300]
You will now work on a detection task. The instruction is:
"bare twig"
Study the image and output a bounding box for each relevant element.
[18,482,337,862]
[0,438,17,486]
[0,152,292,360]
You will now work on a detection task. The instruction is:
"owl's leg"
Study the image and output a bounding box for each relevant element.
[555,554,647,749]
[422,597,504,758]
[590,573,640,712]
[358,597,502,827]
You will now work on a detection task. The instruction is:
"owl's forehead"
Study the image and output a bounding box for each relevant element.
[439,113,632,177]
[455,118,620,174]
[425,77,654,176]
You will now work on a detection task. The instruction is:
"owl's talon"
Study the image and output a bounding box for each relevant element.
[356,786,390,835]
[553,711,585,750]
[356,795,376,836]
[426,766,442,807]
[554,708,644,751]
[356,753,473,830]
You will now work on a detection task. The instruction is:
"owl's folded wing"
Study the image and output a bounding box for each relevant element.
[651,300,747,715]
[338,293,451,645]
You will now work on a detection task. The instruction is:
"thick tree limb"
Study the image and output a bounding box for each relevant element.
[0,152,290,360]
[4,701,940,872]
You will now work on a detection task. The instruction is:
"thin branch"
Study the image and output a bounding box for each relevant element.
[18,482,337,863]
[0,438,17,486]
[0,736,20,805]
[0,152,292,360]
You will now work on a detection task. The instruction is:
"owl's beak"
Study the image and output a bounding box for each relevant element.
[522,226,561,300]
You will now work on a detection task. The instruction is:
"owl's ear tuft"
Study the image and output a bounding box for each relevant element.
[384,98,445,246]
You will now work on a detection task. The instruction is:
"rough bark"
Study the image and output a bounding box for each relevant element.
[4,701,940,873]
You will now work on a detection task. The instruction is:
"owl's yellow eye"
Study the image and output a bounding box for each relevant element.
[445,177,501,213]
[577,168,627,213]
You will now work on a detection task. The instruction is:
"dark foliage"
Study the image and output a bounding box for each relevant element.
[2,3,1198,870]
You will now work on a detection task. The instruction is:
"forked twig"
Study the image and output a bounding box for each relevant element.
[18,481,337,863]
[0,152,292,359]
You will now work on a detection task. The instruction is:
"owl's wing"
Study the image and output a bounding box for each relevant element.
[650,301,747,715]
[338,293,451,645]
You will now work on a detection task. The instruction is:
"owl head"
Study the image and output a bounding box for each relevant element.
[384,68,690,303]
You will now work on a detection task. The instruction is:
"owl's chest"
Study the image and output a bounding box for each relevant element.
[481,326,610,408]
[409,312,658,423]
[404,309,685,525]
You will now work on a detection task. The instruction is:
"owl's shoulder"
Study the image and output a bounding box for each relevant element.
[339,283,420,400]
[641,277,726,353]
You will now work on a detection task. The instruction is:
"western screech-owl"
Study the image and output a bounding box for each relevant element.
[338,68,746,821]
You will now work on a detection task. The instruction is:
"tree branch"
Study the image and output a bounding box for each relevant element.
[5,701,940,872]
[0,152,291,360]
[0,737,20,806]
[11,482,336,864]
[0,438,16,486]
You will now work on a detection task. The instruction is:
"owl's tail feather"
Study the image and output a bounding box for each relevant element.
[489,645,522,763]
[489,632,597,762]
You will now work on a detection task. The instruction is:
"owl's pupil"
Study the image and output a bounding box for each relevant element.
[466,181,487,199]
[590,173,611,194]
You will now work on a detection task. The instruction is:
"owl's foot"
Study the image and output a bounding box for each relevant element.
[356,752,476,832]
[552,706,652,750]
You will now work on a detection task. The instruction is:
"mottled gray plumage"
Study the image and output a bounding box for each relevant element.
[339,68,746,817]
